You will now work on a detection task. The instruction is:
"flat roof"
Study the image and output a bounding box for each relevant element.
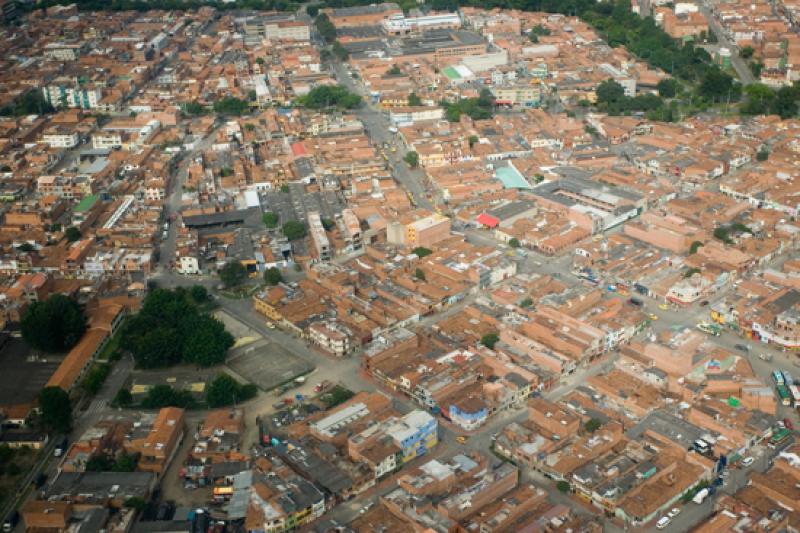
[74,194,99,213]
[496,166,532,190]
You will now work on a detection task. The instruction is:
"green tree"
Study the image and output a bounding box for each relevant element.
[530,24,551,36]
[481,333,499,349]
[556,480,571,493]
[219,261,248,288]
[332,41,349,61]
[689,241,704,254]
[756,149,769,161]
[112,452,139,472]
[414,267,426,281]
[412,247,432,257]
[468,135,479,148]
[65,226,82,242]
[141,385,193,409]
[22,294,86,353]
[190,285,209,303]
[713,227,733,244]
[82,364,110,395]
[264,267,283,286]
[297,85,360,110]
[739,45,754,59]
[85,455,113,472]
[306,4,320,17]
[387,64,402,76]
[596,79,626,105]
[509,238,520,248]
[321,217,335,231]
[408,92,422,106]
[584,418,602,433]
[698,70,736,103]
[280,184,290,193]
[262,212,279,228]
[315,13,336,42]
[520,297,533,308]
[255,57,265,65]
[213,97,248,116]
[684,267,701,278]
[282,220,307,241]
[38,387,72,434]
[113,388,133,407]
[320,385,355,408]
[404,151,419,168]
[185,101,205,116]
[123,497,147,512]
[206,373,257,408]
[657,78,679,98]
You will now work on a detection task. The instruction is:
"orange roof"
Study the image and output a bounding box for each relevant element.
[46,328,108,391]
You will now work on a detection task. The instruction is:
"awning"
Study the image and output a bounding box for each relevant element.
[476,213,500,228]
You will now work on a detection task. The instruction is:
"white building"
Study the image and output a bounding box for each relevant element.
[41,129,80,148]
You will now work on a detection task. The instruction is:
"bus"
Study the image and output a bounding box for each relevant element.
[773,371,785,386]
[789,384,800,407]
[769,428,792,449]
[776,385,792,407]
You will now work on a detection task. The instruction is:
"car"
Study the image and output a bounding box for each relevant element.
[659,303,670,310]
[649,314,659,321]
[777,420,785,429]
[628,297,644,307]
[656,516,671,529]
[784,418,794,430]
[734,344,749,352]
[3,511,19,532]
[456,436,467,444]
[742,456,755,467]
[759,353,773,361]
[700,300,709,306]
[667,508,681,519]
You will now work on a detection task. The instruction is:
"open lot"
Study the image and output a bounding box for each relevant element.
[226,339,313,392]
[0,337,62,408]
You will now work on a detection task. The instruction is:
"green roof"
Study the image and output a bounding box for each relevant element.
[74,194,98,213]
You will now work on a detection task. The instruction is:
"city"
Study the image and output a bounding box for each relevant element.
[0,0,799,532]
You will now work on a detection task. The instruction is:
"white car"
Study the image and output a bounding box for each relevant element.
[742,456,755,467]
[656,516,671,529]
[667,508,681,518]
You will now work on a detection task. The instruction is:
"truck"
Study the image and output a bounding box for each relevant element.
[692,487,710,504]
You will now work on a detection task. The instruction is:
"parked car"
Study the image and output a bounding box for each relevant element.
[700,300,709,306]
[734,344,749,352]
[667,508,681,519]
[628,297,643,307]
[742,456,755,467]
[656,516,671,529]
[784,418,794,430]
[759,353,773,361]
[3,511,19,532]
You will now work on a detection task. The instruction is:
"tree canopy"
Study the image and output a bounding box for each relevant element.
[213,97,249,116]
[120,288,234,369]
[220,261,248,288]
[22,294,86,353]
[481,333,499,349]
[206,374,258,408]
[443,89,494,121]
[283,220,307,241]
[262,212,279,228]
[39,387,72,434]
[0,90,54,117]
[297,85,361,110]
[264,267,283,286]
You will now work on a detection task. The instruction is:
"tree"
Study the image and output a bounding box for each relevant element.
[481,333,499,349]
[698,70,736,103]
[282,220,307,241]
[408,92,422,106]
[756,149,769,161]
[412,247,432,257]
[0,89,54,117]
[584,418,602,433]
[113,388,133,407]
[508,238,520,248]
[141,385,193,409]
[262,212,279,228]
[82,364,110,395]
[404,151,419,168]
[332,41,349,61]
[530,24,551,36]
[85,455,113,472]
[320,385,355,408]
[657,78,679,98]
[689,241,704,254]
[321,217,335,231]
[468,135,479,148]
[713,227,733,244]
[739,45,754,59]
[306,4,320,17]
[529,33,539,43]
[280,184,290,194]
[185,101,205,116]
[124,497,147,512]
[38,387,72,434]
[112,452,138,472]
[65,226,81,242]
[315,13,336,42]
[520,297,533,308]
[213,97,248,116]
[255,57,265,65]
[264,267,283,286]
[414,268,426,281]
[22,294,86,353]
[190,285,209,303]
[596,79,626,105]
[206,373,257,408]
[219,261,248,288]
[297,85,360,110]
[387,64,402,76]
[684,267,701,278]
[220,167,233,177]
[556,481,571,493]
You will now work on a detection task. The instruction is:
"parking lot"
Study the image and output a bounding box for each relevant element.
[226,339,313,392]
[0,336,63,408]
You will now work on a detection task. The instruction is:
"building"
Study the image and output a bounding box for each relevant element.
[308,320,352,356]
[242,15,311,41]
[308,211,331,261]
[125,407,185,475]
[43,43,83,61]
[386,212,451,248]
[340,209,363,251]
[40,127,80,148]
[43,84,102,109]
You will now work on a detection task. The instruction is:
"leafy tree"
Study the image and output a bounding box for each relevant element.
[255,57,265,65]
[38,387,72,434]
[306,4,320,17]
[297,85,360,110]
[408,92,422,106]
[85,455,114,472]
[185,101,205,116]
[16,243,34,252]
[0,89,54,117]
[481,333,499,349]
[247,90,257,102]
[264,267,283,286]
[113,388,133,407]
[320,385,355,408]
[315,13,336,42]
[741,83,774,115]
[112,452,139,472]
[713,227,733,244]
[219,261,248,288]
[468,135,479,148]
[509,238,520,248]
[22,294,86,353]
[756,149,769,161]
[280,184,290,194]
[387,64,402,76]
[282,220,307,241]
[683,267,701,278]
[321,217,335,231]
[556,480,571,493]
[769,86,798,118]
[750,61,764,78]
[190,285,209,303]
[414,267,426,281]
[584,418,602,433]
[698,70,737,103]
[124,497,147,512]
[596,79,626,105]
[332,41,349,61]
[245,123,256,131]
[520,297,533,308]
[262,212,279,228]
[657,78,679,98]
[213,97,248,116]
[404,151,419,168]
[529,33,539,43]
[412,247,432,257]
[220,167,233,177]
[739,45,754,59]
[689,241,704,254]
[206,374,257,408]
[141,385,194,409]
[530,24,551,36]
[443,90,495,121]
[65,226,82,242]
[82,364,110,395]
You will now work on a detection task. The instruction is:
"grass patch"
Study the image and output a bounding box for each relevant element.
[319,385,354,409]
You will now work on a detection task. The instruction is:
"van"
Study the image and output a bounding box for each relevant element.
[656,516,671,529]
[3,511,19,532]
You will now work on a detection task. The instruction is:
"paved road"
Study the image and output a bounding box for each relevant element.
[331,62,434,210]
[698,2,756,84]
